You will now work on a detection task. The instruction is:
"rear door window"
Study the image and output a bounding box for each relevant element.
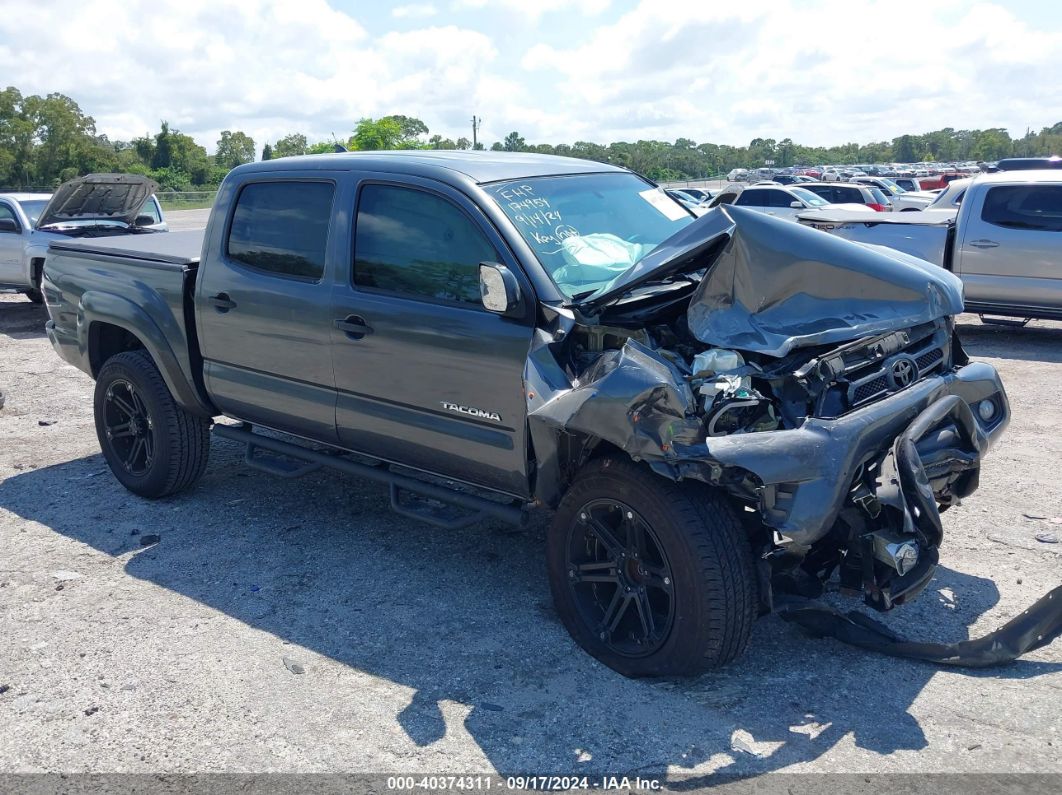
[981,185,1062,232]
[227,181,335,280]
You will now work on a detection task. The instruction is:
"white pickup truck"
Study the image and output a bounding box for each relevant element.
[0,174,166,303]
[798,170,1062,322]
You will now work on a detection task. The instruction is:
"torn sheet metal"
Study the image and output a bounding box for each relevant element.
[779,585,1062,667]
[527,338,707,464]
[684,206,965,357]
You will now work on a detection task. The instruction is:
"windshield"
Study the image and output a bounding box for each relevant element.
[878,178,905,194]
[789,187,828,207]
[17,199,49,225]
[484,173,694,298]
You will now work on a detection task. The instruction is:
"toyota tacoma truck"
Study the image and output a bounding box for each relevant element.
[42,152,1010,677]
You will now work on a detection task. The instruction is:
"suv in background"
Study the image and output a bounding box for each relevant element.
[799,182,893,211]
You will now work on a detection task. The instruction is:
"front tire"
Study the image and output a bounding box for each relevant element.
[93,350,211,498]
[547,457,757,677]
[24,288,43,304]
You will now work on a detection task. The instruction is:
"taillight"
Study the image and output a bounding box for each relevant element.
[867,203,886,212]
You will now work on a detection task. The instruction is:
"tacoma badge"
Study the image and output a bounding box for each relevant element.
[441,401,502,422]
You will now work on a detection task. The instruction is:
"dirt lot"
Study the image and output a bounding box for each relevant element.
[1,286,1060,780]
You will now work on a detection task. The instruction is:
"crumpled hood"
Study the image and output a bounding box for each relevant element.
[36,173,159,228]
[582,205,965,358]
[687,206,964,356]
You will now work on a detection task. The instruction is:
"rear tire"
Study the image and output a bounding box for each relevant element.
[24,288,43,304]
[93,350,211,498]
[547,457,757,677]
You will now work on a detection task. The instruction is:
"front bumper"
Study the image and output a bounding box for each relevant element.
[694,361,1009,546]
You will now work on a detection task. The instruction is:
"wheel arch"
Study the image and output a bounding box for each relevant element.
[81,291,213,417]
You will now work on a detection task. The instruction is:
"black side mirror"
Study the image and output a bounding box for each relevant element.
[134,214,155,227]
[0,218,20,233]
[479,262,521,316]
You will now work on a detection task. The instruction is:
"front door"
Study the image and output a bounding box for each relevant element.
[330,177,535,496]
[0,201,25,285]
[196,176,341,442]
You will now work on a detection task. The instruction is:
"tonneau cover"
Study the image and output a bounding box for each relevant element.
[797,209,955,226]
[47,229,204,267]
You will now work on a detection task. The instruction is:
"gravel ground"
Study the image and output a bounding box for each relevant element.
[1,279,1060,779]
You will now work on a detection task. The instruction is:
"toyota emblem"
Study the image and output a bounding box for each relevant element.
[889,357,917,388]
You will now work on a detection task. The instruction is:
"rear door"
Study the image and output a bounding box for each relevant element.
[196,175,341,442]
[330,177,536,497]
[956,183,1062,312]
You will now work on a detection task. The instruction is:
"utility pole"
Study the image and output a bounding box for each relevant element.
[471,115,481,150]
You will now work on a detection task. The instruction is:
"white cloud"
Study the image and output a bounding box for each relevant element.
[0,0,1057,154]
[0,0,521,152]
[452,0,611,21]
[517,0,1062,145]
[392,3,437,18]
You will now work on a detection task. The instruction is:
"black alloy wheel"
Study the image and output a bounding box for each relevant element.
[102,379,155,476]
[566,499,677,657]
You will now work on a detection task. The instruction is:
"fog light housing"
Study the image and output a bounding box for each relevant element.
[977,399,997,422]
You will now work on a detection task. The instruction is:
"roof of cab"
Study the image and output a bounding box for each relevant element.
[235,150,627,185]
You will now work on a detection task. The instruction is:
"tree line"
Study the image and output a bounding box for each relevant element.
[2,85,1060,190]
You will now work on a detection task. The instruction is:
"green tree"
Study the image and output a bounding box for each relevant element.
[456,136,471,150]
[382,114,428,141]
[273,133,308,158]
[502,131,525,152]
[261,143,273,161]
[215,130,256,169]
[352,117,405,150]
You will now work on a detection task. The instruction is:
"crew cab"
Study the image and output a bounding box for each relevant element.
[42,152,1010,677]
[0,174,166,303]
[798,169,1062,322]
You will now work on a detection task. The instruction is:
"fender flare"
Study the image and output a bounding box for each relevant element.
[78,290,214,417]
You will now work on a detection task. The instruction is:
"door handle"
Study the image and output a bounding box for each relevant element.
[209,292,237,311]
[334,315,373,339]
[968,239,999,249]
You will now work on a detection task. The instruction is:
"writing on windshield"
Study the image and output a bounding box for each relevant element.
[484,173,693,298]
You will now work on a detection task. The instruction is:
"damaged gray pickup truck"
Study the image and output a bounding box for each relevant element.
[42,152,1010,676]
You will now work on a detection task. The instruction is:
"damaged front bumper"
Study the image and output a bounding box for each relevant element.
[688,361,1007,544]
[684,360,1009,609]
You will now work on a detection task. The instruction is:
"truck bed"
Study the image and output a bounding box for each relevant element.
[47,229,204,268]
[796,210,955,268]
[43,228,212,416]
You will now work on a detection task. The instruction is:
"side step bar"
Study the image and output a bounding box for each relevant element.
[212,423,529,529]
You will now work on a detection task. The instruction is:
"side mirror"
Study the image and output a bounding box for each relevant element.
[790,201,803,208]
[0,218,20,233]
[134,214,156,227]
[480,262,521,315]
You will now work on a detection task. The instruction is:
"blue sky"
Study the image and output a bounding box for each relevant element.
[1,0,1059,154]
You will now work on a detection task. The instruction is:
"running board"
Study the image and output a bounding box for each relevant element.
[212,423,529,528]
